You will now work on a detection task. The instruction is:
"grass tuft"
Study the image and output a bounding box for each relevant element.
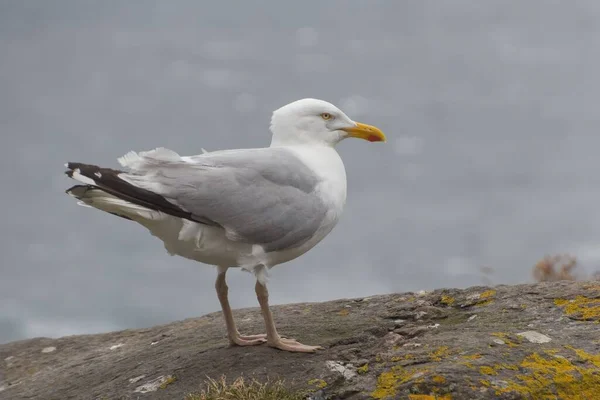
[186,376,305,400]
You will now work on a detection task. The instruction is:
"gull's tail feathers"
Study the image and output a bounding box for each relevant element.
[64,162,192,222]
[66,185,153,221]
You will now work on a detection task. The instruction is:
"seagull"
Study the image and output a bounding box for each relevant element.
[64,98,386,352]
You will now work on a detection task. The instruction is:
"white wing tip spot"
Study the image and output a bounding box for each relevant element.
[71,169,97,186]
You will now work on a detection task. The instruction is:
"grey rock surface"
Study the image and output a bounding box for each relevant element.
[1,281,599,399]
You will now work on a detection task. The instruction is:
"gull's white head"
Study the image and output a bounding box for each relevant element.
[269,98,386,147]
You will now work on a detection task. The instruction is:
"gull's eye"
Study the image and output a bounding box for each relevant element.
[321,113,332,120]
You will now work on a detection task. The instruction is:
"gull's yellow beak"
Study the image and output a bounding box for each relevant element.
[341,122,387,142]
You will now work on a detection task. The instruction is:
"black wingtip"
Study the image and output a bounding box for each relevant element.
[64,162,76,177]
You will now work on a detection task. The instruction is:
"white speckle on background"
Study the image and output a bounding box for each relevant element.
[109,343,125,350]
[41,347,56,353]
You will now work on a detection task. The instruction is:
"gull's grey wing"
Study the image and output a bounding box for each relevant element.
[119,147,328,252]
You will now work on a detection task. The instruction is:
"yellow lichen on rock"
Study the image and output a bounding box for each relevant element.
[408,395,452,400]
[429,346,452,362]
[565,345,600,368]
[440,295,455,306]
[461,353,482,361]
[307,379,327,389]
[159,375,177,390]
[494,363,519,371]
[372,365,453,399]
[491,332,521,348]
[490,348,600,399]
[371,366,416,399]
[479,366,497,375]
[554,296,600,322]
[357,363,369,374]
[475,290,496,306]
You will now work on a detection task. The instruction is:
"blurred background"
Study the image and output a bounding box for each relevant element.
[2,0,600,344]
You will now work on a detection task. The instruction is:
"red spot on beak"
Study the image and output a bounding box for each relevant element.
[368,135,382,142]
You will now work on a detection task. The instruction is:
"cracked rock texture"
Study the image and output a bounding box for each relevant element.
[1,281,599,400]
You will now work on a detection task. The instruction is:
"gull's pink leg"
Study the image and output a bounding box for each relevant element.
[255,280,323,353]
[215,267,266,347]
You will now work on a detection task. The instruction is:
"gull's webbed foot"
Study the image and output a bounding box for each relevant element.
[229,333,267,347]
[237,332,267,341]
[267,336,324,353]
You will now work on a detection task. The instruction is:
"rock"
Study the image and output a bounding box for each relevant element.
[40,347,56,354]
[134,375,176,394]
[0,281,599,399]
[325,360,357,380]
[516,331,552,344]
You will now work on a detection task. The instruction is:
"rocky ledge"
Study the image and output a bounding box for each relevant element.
[1,281,599,400]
